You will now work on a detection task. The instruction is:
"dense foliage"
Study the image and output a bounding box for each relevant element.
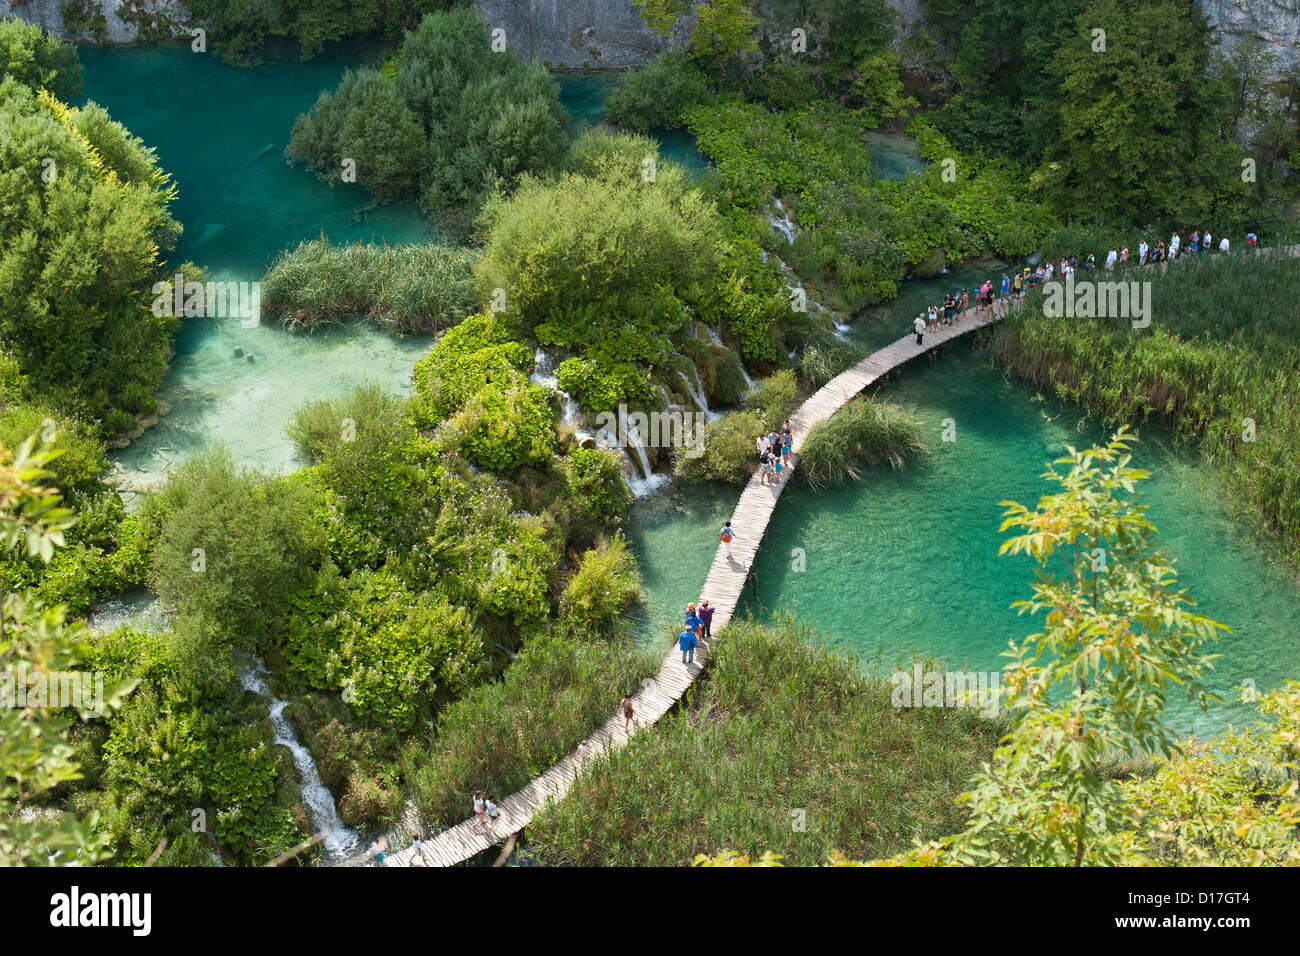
[0,16,81,98]
[287,7,568,233]
[0,77,180,435]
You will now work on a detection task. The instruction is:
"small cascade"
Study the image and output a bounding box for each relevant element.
[529,347,557,388]
[677,369,721,422]
[766,198,799,245]
[87,589,166,634]
[617,422,670,498]
[560,393,580,427]
[240,660,360,863]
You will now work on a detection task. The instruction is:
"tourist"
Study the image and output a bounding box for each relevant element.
[942,293,953,324]
[473,791,486,830]
[755,434,766,457]
[758,445,772,485]
[1247,231,1257,248]
[781,418,793,445]
[1012,272,1023,299]
[1189,230,1200,255]
[619,693,635,733]
[1204,230,1212,256]
[685,602,703,635]
[1156,240,1166,262]
[484,796,501,835]
[961,288,970,316]
[914,313,926,344]
[576,739,594,762]
[1219,235,1230,254]
[369,837,387,867]
[1000,273,1009,298]
[927,303,938,331]
[719,520,736,557]
[773,452,784,481]
[1170,231,1180,259]
[699,600,714,644]
[1120,245,1129,264]
[1138,239,1149,264]
[679,626,699,664]
[1043,261,1054,282]
[1105,247,1117,270]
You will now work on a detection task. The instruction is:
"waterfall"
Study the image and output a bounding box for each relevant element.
[613,422,670,498]
[766,199,798,245]
[677,369,720,421]
[532,347,582,427]
[240,660,359,862]
[529,348,557,388]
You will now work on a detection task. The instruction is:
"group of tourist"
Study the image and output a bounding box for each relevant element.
[912,228,1261,344]
[756,420,794,485]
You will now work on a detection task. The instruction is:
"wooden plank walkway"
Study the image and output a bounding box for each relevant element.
[376,294,1014,867]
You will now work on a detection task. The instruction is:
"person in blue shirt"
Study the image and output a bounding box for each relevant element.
[685,603,703,635]
[678,628,699,664]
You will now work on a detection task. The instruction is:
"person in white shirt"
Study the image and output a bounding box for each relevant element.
[1219,236,1230,254]
[1044,261,1054,281]
[1170,232,1181,258]
[1204,230,1212,254]
[1138,240,1149,265]
[1105,247,1117,270]
[914,314,926,345]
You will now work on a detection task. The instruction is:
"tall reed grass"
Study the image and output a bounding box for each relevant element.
[262,239,480,335]
[988,249,1300,562]
[527,617,1001,866]
[797,396,925,487]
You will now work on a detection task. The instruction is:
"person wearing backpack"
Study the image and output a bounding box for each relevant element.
[678,627,699,664]
[719,521,736,557]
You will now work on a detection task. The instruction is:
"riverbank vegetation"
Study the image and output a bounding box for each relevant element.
[262,239,479,334]
[286,7,568,234]
[527,616,1002,866]
[986,250,1300,563]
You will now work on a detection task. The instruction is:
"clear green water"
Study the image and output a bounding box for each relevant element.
[555,71,709,176]
[628,268,1300,737]
[863,130,927,181]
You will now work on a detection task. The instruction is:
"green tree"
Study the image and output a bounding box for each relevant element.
[0,435,136,866]
[0,16,81,99]
[895,428,1226,866]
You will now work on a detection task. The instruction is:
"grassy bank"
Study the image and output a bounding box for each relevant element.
[985,250,1300,563]
[526,618,1002,866]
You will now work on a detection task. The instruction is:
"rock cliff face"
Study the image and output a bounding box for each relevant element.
[472,0,694,68]
[3,0,1298,78]
[1,0,189,43]
[1200,0,1300,73]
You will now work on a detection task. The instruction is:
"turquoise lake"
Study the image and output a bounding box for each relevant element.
[77,43,1299,739]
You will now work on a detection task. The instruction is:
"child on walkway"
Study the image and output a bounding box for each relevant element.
[719,521,736,557]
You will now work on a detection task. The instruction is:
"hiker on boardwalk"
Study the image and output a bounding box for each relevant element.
[678,627,699,664]
[411,832,430,866]
[619,692,636,733]
[473,791,487,831]
[758,445,773,485]
[685,602,703,636]
[719,520,736,557]
[773,451,785,481]
[914,313,926,345]
[1139,239,1149,264]
[576,739,594,762]
[369,837,387,867]
[484,796,501,836]
[698,600,714,645]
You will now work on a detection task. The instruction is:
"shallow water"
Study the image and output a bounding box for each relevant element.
[628,268,1300,737]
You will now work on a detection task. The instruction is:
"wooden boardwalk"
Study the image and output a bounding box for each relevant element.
[375,293,1013,867]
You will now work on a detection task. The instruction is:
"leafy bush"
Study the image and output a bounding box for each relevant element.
[674,408,765,486]
[559,533,641,636]
[410,312,555,472]
[562,447,632,528]
[605,49,713,130]
[0,15,81,98]
[747,369,799,429]
[286,8,567,232]
[283,567,483,731]
[145,449,317,650]
[0,79,180,434]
